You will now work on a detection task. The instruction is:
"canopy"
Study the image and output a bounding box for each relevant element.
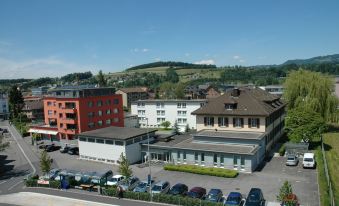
[28,128,58,135]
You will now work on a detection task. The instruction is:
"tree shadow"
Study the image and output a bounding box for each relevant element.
[323,143,332,151]
[327,124,339,132]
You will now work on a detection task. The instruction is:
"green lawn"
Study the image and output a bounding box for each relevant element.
[323,132,339,205]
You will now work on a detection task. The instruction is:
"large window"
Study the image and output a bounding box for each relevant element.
[96,139,104,144]
[88,138,95,143]
[106,119,111,125]
[194,152,198,164]
[218,117,229,127]
[177,151,181,162]
[115,141,123,146]
[98,110,103,116]
[233,118,244,128]
[241,156,245,169]
[106,109,111,115]
[105,140,113,145]
[220,154,224,167]
[183,151,186,163]
[201,153,205,165]
[98,120,103,126]
[88,122,95,128]
[97,100,103,107]
[204,117,214,127]
[113,108,119,114]
[213,154,218,166]
[79,137,87,142]
[248,118,260,128]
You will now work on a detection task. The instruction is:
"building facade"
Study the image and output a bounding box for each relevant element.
[259,85,284,96]
[29,85,124,142]
[142,87,286,173]
[0,93,9,120]
[116,87,148,108]
[31,86,50,97]
[131,99,207,132]
[22,96,44,122]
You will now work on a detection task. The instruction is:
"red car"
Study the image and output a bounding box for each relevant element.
[187,187,206,199]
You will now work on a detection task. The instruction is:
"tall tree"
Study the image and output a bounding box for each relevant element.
[165,68,179,83]
[285,107,326,143]
[283,69,338,121]
[8,85,24,119]
[173,121,180,135]
[97,70,107,87]
[40,150,51,176]
[118,153,133,178]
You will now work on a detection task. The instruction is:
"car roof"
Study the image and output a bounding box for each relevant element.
[304,153,314,158]
[191,187,205,191]
[173,183,186,187]
[228,192,242,197]
[209,189,222,194]
[155,181,168,185]
[112,175,123,178]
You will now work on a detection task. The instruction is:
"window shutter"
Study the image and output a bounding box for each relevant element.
[233,118,236,127]
[204,117,207,126]
[248,118,251,128]
[241,118,244,128]
[225,118,229,127]
[257,118,260,128]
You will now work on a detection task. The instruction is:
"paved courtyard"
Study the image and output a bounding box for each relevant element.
[25,137,319,206]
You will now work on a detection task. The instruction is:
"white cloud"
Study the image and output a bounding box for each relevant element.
[131,48,150,53]
[194,59,215,65]
[142,48,149,52]
[0,57,91,79]
[239,59,246,63]
[154,57,161,61]
[233,55,240,60]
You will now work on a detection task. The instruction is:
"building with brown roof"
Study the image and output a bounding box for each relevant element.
[22,96,44,121]
[116,87,148,108]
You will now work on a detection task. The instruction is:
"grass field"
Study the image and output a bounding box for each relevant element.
[323,132,339,205]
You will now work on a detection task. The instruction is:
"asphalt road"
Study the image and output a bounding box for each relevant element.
[0,121,169,206]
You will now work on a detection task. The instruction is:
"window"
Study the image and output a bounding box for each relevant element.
[106,109,111,114]
[220,154,224,167]
[177,103,181,108]
[218,117,229,127]
[183,151,186,162]
[201,153,205,165]
[241,156,245,169]
[98,110,103,116]
[113,108,119,114]
[177,151,181,159]
[134,136,141,143]
[161,111,165,116]
[113,99,119,104]
[58,103,62,108]
[113,118,119,122]
[47,101,52,106]
[88,112,94,117]
[204,117,214,127]
[98,120,103,126]
[105,139,113,145]
[182,103,186,108]
[126,139,133,145]
[233,156,238,166]
[225,104,236,110]
[115,141,123,146]
[106,119,111,125]
[60,123,63,128]
[248,118,260,128]
[48,110,53,115]
[177,118,182,124]
[183,118,187,124]
[96,139,104,144]
[233,118,244,128]
[213,154,218,166]
[106,99,111,105]
[88,101,93,107]
[79,137,87,142]
[97,100,103,107]
[138,110,145,115]
[88,138,95,143]
[194,152,199,164]
[88,122,95,128]
[157,118,161,123]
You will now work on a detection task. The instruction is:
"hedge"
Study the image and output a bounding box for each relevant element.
[164,164,238,178]
[24,178,60,189]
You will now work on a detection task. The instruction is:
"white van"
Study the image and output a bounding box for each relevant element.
[303,153,315,168]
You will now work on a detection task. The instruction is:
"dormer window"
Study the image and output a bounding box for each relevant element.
[225,103,236,110]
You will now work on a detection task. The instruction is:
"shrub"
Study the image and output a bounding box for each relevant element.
[279,144,286,156]
[25,178,37,187]
[164,164,238,178]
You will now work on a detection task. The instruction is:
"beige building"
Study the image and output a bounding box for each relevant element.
[116,87,148,108]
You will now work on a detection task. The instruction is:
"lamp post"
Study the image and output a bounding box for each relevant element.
[144,117,153,201]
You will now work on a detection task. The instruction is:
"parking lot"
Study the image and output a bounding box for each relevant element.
[25,137,319,206]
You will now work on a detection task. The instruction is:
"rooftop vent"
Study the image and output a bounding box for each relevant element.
[231,88,240,97]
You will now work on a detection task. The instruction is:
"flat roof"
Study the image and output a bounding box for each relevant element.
[132,99,207,103]
[147,134,259,155]
[195,130,265,140]
[78,126,157,140]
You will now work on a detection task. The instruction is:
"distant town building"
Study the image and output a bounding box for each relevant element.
[0,93,9,120]
[131,99,207,132]
[31,86,50,97]
[29,85,124,143]
[22,96,44,122]
[259,85,284,96]
[124,113,139,128]
[116,87,149,108]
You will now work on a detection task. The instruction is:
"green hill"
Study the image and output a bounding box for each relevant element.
[125,61,216,71]
[283,54,339,65]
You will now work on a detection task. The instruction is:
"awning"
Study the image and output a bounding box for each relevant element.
[28,129,58,135]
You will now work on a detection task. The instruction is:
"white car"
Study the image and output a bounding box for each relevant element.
[303,153,315,168]
[106,175,125,186]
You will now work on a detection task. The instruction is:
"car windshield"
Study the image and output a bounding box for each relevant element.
[287,156,295,160]
[248,193,260,202]
[187,191,199,198]
[138,182,147,188]
[226,196,240,204]
[152,185,162,191]
[304,158,313,162]
[207,194,218,201]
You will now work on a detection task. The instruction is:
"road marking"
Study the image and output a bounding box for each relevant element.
[8,180,23,191]
[0,181,7,185]
[5,126,36,175]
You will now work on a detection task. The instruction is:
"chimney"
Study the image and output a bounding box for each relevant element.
[231,88,240,97]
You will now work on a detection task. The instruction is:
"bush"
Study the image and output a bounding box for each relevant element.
[164,164,238,178]
[25,178,37,187]
[279,144,286,156]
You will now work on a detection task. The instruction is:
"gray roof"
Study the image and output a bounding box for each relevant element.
[132,99,207,103]
[78,126,157,140]
[192,87,286,116]
[195,130,265,140]
[147,134,259,155]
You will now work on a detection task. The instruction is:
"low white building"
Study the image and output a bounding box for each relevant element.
[131,99,207,132]
[78,126,157,164]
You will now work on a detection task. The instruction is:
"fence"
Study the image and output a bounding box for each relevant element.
[321,136,335,206]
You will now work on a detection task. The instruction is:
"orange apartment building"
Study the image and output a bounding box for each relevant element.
[29,85,124,142]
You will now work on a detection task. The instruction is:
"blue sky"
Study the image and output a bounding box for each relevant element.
[0,0,339,79]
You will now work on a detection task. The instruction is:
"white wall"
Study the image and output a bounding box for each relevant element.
[79,141,125,163]
[131,100,206,132]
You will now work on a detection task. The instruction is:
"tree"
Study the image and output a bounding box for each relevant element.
[185,124,190,133]
[165,68,179,83]
[173,121,180,135]
[276,181,295,205]
[0,135,9,152]
[97,70,107,87]
[283,69,338,122]
[40,150,51,176]
[285,107,326,143]
[161,121,171,130]
[118,153,133,178]
[175,83,185,99]
[8,85,24,119]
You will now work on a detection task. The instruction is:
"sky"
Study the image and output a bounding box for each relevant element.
[0,0,339,79]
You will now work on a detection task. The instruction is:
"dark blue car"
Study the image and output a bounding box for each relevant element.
[244,188,265,206]
[206,188,223,202]
[224,192,245,206]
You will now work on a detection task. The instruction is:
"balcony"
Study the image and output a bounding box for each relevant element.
[60,118,77,124]
[63,128,78,135]
[62,107,77,113]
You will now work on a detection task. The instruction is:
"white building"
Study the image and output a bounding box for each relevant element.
[0,93,9,120]
[259,85,284,96]
[131,99,207,132]
[78,126,157,164]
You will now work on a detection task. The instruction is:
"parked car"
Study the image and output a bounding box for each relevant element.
[49,169,61,180]
[286,154,299,166]
[3,128,8,133]
[281,194,300,206]
[168,183,188,196]
[39,144,48,149]
[244,188,265,206]
[224,192,245,206]
[303,153,315,168]
[118,176,140,191]
[187,187,206,199]
[106,175,125,186]
[206,188,223,202]
[133,180,155,193]
[68,147,79,155]
[45,145,59,152]
[151,181,170,194]
[60,146,70,153]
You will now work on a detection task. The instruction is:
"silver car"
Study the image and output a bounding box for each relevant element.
[118,176,140,191]
[286,154,299,166]
[151,181,170,194]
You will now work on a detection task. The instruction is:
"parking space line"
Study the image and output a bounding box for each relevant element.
[0,181,7,185]
[8,180,23,191]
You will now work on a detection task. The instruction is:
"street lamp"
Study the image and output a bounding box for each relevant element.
[144,117,153,201]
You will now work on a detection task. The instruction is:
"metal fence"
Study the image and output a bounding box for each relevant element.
[321,136,335,206]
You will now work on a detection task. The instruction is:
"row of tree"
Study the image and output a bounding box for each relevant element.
[125,61,216,71]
